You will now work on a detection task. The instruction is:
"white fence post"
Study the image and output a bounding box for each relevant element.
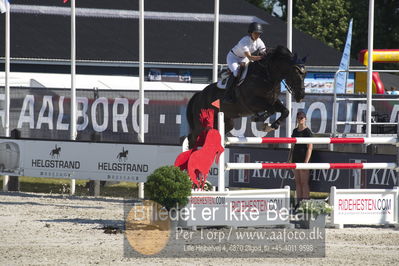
[218,112,225,192]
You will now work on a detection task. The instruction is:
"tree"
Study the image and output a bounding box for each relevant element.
[248,0,399,72]
[293,0,350,50]
[246,0,285,17]
[247,0,350,50]
[350,0,399,51]
[247,0,399,60]
[246,0,271,13]
[349,0,399,70]
[247,0,287,18]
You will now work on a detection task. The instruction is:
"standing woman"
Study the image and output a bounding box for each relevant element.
[291,111,313,202]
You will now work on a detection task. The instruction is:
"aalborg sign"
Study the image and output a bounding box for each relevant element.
[0,138,179,182]
[3,91,399,145]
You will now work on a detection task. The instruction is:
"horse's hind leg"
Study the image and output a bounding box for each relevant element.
[224,118,234,135]
[188,133,196,149]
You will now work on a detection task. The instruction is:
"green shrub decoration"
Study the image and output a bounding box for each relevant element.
[299,199,333,216]
[145,166,192,210]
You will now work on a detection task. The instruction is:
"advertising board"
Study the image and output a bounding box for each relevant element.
[330,186,399,226]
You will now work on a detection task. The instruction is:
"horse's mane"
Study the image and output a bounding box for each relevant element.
[265,45,293,62]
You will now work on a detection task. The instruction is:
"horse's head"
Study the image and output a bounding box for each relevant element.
[262,46,307,102]
[286,60,306,103]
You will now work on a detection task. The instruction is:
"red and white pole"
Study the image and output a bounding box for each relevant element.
[226,162,396,170]
[226,137,397,145]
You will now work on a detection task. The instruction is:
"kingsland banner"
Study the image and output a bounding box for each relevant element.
[229,147,398,192]
[0,88,398,144]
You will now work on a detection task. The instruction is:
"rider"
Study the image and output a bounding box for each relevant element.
[222,22,266,104]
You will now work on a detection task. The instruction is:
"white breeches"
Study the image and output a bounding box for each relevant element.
[226,52,249,77]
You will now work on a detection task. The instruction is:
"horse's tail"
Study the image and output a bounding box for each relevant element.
[186,92,199,132]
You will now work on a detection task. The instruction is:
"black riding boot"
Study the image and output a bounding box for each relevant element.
[222,76,237,104]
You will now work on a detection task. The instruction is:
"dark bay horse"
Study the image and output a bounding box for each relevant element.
[186,45,306,148]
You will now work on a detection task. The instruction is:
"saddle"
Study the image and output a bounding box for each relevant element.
[216,62,249,89]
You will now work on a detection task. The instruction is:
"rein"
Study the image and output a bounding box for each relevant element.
[285,64,306,95]
[249,53,304,102]
[256,56,293,94]
[282,80,293,94]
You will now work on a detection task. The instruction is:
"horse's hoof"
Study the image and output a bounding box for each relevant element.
[262,123,275,132]
[271,124,280,130]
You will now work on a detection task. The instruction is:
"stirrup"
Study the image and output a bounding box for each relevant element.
[220,71,230,80]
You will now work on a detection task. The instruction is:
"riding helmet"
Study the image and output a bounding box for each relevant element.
[248,22,263,34]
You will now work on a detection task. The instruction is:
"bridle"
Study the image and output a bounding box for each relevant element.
[284,64,306,95]
[282,79,292,94]
[255,54,306,95]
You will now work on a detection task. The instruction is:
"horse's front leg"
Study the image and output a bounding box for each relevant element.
[263,100,289,132]
[251,109,275,122]
[270,100,289,129]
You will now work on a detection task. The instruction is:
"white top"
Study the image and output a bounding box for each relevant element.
[231,35,266,58]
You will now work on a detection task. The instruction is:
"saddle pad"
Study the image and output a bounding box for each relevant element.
[216,63,249,89]
[216,77,228,89]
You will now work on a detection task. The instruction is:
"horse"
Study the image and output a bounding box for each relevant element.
[117,147,128,162]
[186,45,306,148]
[50,145,61,159]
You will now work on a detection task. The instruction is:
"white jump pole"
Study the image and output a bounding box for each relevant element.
[286,0,293,146]
[397,114,399,185]
[218,112,225,192]
[226,162,397,170]
[138,0,145,199]
[212,0,219,83]
[2,1,10,192]
[226,136,397,145]
[69,0,77,195]
[366,0,374,138]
